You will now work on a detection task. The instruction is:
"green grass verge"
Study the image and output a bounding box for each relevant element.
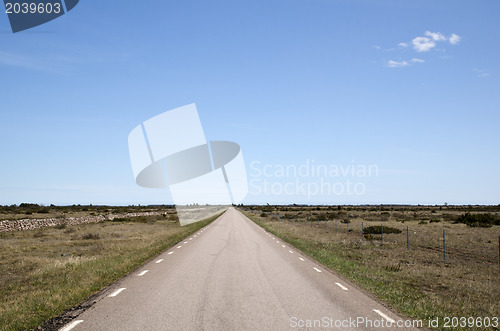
[0,211,223,331]
[241,210,498,331]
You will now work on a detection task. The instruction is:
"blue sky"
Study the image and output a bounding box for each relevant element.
[1,0,499,205]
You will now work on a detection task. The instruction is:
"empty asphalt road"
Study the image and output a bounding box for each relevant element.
[61,208,420,331]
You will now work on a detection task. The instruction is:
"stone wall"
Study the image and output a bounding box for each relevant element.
[0,212,166,232]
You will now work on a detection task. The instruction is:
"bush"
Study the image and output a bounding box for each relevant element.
[260,212,268,217]
[82,233,100,240]
[455,212,498,227]
[363,225,402,235]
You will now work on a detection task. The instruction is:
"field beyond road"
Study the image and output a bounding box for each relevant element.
[0,206,221,331]
[240,205,500,331]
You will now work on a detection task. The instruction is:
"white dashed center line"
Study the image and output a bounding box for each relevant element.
[183,241,188,244]
[108,288,126,297]
[289,250,294,254]
[299,257,305,261]
[313,267,322,273]
[282,245,285,248]
[335,282,348,290]
[168,252,174,255]
[177,246,182,249]
[276,241,280,243]
[137,270,149,276]
[156,259,164,263]
[373,310,396,323]
[60,320,84,331]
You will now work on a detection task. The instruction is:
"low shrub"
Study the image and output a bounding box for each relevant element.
[82,233,100,240]
[363,225,402,235]
[455,212,498,227]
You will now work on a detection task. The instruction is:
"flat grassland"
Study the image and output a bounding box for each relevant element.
[241,205,499,331]
[0,205,220,331]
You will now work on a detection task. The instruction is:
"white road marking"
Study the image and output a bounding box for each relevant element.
[137,270,149,276]
[177,246,182,249]
[299,257,305,261]
[282,245,285,248]
[272,237,275,239]
[168,252,174,255]
[335,282,348,290]
[156,259,164,263]
[313,267,322,273]
[189,238,193,240]
[373,309,396,324]
[108,288,126,297]
[289,250,294,254]
[183,241,188,244]
[59,320,84,331]
[276,241,280,243]
[194,235,197,237]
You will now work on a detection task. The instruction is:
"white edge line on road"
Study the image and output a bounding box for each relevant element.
[138,270,149,276]
[289,250,294,254]
[108,288,126,297]
[299,257,305,261]
[276,241,280,243]
[189,238,193,240]
[272,237,275,239]
[168,252,174,255]
[177,246,182,248]
[183,241,188,244]
[156,259,164,263]
[59,320,83,331]
[313,267,322,272]
[282,245,285,248]
[373,309,396,324]
[335,282,348,290]
[194,235,197,237]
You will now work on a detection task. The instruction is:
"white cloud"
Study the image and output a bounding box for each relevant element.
[412,36,436,52]
[398,42,408,48]
[373,45,381,50]
[425,31,447,41]
[387,60,409,68]
[473,68,490,77]
[411,58,425,63]
[449,33,461,45]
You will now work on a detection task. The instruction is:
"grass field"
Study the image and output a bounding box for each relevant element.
[240,205,500,331]
[0,207,221,331]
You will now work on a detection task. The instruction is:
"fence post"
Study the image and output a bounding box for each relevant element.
[347,222,349,233]
[362,222,364,238]
[381,224,383,243]
[498,235,499,265]
[325,220,327,230]
[443,229,446,263]
[335,220,338,233]
[407,226,409,251]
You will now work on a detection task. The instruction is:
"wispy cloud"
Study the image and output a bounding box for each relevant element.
[425,31,446,41]
[473,68,490,77]
[449,33,461,45]
[0,51,55,71]
[380,31,461,68]
[387,60,409,68]
[411,31,461,52]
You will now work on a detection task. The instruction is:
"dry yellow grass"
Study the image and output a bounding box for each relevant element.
[0,210,220,331]
[241,205,500,331]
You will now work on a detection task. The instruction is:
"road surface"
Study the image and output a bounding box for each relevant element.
[61,208,420,330]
